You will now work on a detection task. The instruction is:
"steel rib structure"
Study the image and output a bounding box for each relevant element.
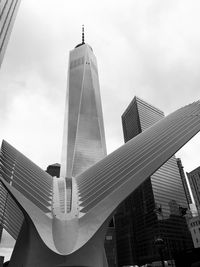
[0,101,199,266]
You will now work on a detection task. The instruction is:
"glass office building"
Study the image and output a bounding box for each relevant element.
[177,158,193,207]
[60,36,117,266]
[60,41,107,179]
[0,0,21,66]
[115,96,193,266]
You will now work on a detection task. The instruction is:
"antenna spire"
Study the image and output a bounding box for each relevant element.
[82,25,85,44]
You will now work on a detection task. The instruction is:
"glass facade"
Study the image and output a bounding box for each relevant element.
[176,158,193,206]
[115,96,193,266]
[60,43,107,179]
[60,42,116,265]
[0,0,21,66]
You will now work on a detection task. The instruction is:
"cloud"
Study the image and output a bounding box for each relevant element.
[1,0,200,174]
[0,82,63,169]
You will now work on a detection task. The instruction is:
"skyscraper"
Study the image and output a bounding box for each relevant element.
[115,96,193,266]
[60,27,107,179]
[176,158,193,206]
[0,0,21,66]
[60,29,117,266]
[187,166,200,211]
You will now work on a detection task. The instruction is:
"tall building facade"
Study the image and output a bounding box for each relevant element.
[176,158,193,206]
[188,215,200,248]
[187,166,200,211]
[60,38,107,179]
[0,0,21,66]
[60,34,117,266]
[115,96,193,266]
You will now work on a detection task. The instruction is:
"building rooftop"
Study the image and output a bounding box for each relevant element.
[122,95,164,118]
[187,166,200,176]
[75,25,93,51]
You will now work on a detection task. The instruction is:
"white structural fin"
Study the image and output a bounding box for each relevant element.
[0,101,199,261]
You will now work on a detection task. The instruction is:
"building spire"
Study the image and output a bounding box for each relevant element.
[82,25,85,44]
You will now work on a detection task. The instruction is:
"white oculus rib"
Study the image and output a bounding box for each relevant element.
[0,101,200,266]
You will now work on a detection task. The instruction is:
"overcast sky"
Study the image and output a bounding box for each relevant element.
[1,0,200,173]
[1,0,200,260]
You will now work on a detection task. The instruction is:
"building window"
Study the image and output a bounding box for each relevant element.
[106,236,112,241]
[196,238,198,243]
[194,229,196,234]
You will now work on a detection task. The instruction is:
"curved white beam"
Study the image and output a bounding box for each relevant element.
[0,101,200,266]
